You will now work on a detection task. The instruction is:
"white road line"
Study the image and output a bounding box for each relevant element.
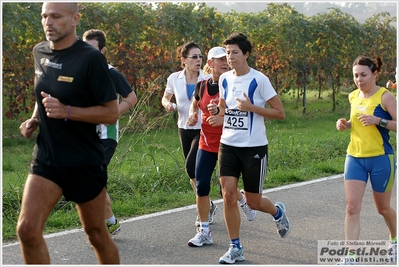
[2,174,343,248]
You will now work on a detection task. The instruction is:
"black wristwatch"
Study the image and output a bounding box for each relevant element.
[379,118,388,128]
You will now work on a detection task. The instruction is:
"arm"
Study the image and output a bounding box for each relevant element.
[161,91,176,112]
[236,93,285,120]
[109,68,138,115]
[381,91,397,132]
[119,91,138,115]
[41,91,118,125]
[19,102,40,138]
[357,92,396,132]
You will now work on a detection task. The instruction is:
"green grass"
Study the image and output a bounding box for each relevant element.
[2,90,396,242]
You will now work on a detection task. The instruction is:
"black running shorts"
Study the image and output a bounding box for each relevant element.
[218,144,268,194]
[30,159,108,203]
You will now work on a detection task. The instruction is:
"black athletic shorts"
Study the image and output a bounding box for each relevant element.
[102,139,117,166]
[218,144,268,194]
[29,159,108,203]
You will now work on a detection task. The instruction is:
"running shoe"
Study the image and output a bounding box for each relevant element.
[209,201,217,224]
[106,219,121,236]
[388,241,397,263]
[188,229,213,247]
[273,202,290,238]
[239,190,256,221]
[195,201,218,227]
[219,244,244,264]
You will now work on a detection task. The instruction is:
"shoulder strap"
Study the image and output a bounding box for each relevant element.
[197,79,208,109]
[199,79,206,99]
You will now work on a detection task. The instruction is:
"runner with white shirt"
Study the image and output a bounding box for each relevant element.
[161,41,217,227]
[208,33,291,264]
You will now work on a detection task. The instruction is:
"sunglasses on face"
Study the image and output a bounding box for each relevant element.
[186,55,204,59]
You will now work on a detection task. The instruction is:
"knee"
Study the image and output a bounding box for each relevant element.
[186,169,195,179]
[222,189,237,205]
[17,218,41,244]
[345,203,361,216]
[84,226,106,247]
[185,163,195,179]
[376,205,392,217]
[246,199,259,210]
[196,181,210,196]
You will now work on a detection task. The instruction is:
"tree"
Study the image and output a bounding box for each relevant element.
[2,3,43,119]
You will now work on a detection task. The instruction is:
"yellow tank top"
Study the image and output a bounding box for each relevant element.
[347,87,393,157]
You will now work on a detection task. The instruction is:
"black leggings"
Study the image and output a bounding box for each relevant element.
[178,128,200,179]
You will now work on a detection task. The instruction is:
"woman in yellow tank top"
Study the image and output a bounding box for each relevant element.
[336,56,397,264]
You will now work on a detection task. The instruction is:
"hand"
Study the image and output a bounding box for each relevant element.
[165,102,177,112]
[19,117,39,138]
[386,80,394,89]
[336,118,348,130]
[207,99,218,115]
[236,92,252,111]
[41,91,68,119]
[206,114,224,127]
[358,114,378,127]
[187,112,198,126]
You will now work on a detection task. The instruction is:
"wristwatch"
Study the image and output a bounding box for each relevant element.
[379,118,388,128]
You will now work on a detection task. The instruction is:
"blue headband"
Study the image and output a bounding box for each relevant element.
[369,64,374,70]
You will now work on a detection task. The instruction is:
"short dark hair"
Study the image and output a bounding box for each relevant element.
[223,33,252,58]
[82,29,106,51]
[177,41,201,68]
[352,55,383,74]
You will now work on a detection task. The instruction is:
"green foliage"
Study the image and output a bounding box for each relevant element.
[2,3,43,119]
[2,3,396,119]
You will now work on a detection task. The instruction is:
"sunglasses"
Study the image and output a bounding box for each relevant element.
[186,55,204,59]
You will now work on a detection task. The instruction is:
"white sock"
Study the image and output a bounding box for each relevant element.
[106,215,116,224]
[200,222,210,233]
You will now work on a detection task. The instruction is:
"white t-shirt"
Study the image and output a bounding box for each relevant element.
[219,68,277,147]
[165,69,211,129]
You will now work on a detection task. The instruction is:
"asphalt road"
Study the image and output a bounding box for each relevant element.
[2,174,397,265]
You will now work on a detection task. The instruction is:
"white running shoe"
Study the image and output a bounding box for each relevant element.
[219,244,244,264]
[239,190,256,221]
[273,202,290,238]
[188,229,213,247]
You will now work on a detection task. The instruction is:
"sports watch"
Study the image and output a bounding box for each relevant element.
[379,118,388,128]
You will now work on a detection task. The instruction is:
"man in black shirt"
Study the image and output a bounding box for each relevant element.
[17,2,120,264]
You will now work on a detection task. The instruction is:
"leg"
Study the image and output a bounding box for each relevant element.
[244,191,276,214]
[237,189,257,221]
[102,139,117,221]
[373,190,397,239]
[344,180,367,241]
[17,174,63,264]
[197,195,210,222]
[241,146,289,237]
[196,149,218,223]
[104,192,113,219]
[104,191,121,235]
[178,128,200,195]
[220,176,240,239]
[190,178,197,195]
[369,154,397,239]
[76,187,120,264]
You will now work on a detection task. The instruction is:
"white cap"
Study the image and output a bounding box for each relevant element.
[207,47,227,60]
